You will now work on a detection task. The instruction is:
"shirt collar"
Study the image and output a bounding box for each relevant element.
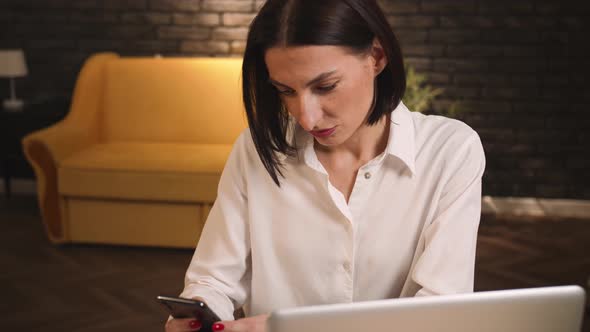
[386,101,416,175]
[278,101,416,175]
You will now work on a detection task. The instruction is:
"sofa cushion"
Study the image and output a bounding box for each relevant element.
[103,58,247,144]
[58,142,232,202]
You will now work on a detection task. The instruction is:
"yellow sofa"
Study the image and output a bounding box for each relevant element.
[22,52,247,248]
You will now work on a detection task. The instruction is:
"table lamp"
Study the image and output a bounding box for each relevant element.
[0,49,28,111]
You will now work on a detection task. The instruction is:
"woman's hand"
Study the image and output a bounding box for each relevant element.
[164,296,208,332]
[212,314,269,332]
[164,314,269,332]
[165,317,203,332]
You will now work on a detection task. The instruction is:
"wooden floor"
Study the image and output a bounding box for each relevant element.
[1,195,589,332]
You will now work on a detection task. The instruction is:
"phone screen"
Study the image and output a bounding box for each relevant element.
[157,296,222,332]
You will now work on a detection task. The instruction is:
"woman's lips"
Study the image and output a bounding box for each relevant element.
[310,127,336,138]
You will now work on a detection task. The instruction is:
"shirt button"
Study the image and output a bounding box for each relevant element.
[342,262,352,273]
[364,172,371,179]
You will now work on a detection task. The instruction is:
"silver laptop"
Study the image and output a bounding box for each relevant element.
[268,285,586,332]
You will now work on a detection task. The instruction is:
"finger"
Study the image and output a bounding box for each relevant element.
[165,318,202,331]
[212,321,227,331]
[216,319,249,332]
[212,314,269,332]
[215,320,252,332]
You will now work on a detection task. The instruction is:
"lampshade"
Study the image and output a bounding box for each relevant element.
[0,49,28,77]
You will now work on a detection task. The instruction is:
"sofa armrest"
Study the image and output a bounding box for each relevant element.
[20,52,119,244]
[22,123,98,243]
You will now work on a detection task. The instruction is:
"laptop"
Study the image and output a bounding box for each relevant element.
[267,285,586,332]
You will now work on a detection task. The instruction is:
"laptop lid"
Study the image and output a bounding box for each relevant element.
[268,285,586,332]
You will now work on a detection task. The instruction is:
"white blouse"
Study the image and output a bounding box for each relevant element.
[179,101,486,321]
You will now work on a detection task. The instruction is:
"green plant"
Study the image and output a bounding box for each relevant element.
[402,66,468,117]
[403,66,443,113]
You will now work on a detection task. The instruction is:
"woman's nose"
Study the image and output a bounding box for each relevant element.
[290,96,321,131]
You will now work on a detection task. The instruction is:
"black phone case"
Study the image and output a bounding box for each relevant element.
[157,296,221,332]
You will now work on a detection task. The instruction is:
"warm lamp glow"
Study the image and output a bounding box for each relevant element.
[0,49,28,111]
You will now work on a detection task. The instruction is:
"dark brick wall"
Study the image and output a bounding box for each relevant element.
[0,0,264,99]
[388,0,590,200]
[0,0,589,199]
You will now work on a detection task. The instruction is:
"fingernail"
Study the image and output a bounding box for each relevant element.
[212,323,225,331]
[189,320,202,329]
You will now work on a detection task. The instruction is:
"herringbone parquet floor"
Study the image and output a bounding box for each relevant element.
[1,196,589,332]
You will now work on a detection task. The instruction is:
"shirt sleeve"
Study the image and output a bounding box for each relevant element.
[412,130,486,296]
[179,131,252,321]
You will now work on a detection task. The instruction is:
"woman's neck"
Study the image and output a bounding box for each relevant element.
[315,114,390,165]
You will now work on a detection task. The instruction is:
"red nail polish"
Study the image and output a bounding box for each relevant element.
[189,320,202,329]
[212,323,225,331]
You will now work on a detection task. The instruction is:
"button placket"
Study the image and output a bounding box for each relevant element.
[348,166,371,204]
[342,261,353,300]
[342,261,351,272]
[331,222,353,301]
[348,165,375,223]
[343,224,355,300]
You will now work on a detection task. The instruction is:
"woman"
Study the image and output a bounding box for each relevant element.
[166,0,485,331]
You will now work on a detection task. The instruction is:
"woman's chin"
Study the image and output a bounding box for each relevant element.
[313,134,345,148]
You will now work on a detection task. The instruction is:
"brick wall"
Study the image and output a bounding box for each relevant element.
[1,0,589,199]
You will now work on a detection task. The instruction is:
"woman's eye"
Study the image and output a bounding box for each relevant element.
[276,88,294,96]
[316,83,337,93]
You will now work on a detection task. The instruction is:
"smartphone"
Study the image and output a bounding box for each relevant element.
[156,295,222,332]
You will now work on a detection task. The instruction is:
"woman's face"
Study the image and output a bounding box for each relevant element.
[264,43,385,148]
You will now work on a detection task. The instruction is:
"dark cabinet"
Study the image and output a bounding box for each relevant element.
[0,98,69,198]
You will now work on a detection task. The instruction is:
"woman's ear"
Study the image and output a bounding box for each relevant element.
[370,37,388,77]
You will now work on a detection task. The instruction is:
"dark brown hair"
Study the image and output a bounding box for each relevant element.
[242,0,406,186]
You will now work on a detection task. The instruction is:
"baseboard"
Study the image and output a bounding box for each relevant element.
[0,179,37,196]
[482,195,590,221]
